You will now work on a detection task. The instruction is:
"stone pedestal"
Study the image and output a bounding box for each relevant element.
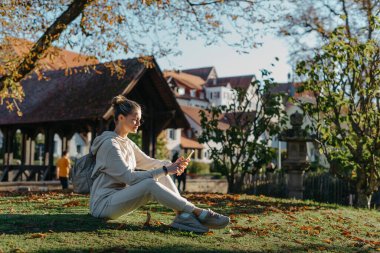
[279,111,314,200]
[287,170,304,199]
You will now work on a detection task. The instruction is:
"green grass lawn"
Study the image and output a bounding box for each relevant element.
[0,191,379,253]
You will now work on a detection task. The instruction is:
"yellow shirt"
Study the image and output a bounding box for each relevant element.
[56,157,71,178]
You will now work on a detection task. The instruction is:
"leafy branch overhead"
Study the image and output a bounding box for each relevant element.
[0,0,281,113]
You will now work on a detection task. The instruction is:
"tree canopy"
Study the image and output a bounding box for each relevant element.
[295,17,380,208]
[278,0,380,63]
[0,0,282,113]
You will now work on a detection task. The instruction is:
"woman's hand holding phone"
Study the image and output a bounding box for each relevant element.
[166,150,194,176]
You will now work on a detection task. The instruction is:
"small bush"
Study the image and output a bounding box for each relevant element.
[187,161,210,174]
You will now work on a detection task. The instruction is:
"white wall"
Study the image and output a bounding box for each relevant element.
[166,128,181,159]
[205,86,236,107]
[54,133,90,159]
[176,98,209,108]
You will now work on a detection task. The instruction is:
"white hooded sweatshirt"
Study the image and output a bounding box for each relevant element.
[89,131,171,214]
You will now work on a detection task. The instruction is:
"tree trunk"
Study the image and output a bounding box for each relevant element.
[355,192,372,209]
[227,173,245,193]
[227,176,235,194]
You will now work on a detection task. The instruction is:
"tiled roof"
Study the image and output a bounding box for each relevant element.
[269,82,294,96]
[182,66,214,81]
[220,112,257,127]
[180,105,229,130]
[0,37,99,70]
[205,75,254,90]
[0,58,188,129]
[181,136,204,149]
[163,71,205,90]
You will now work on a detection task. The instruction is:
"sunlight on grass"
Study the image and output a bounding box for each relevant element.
[0,192,379,252]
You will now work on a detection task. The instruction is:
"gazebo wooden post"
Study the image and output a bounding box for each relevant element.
[21,130,27,165]
[44,127,55,180]
[2,127,8,166]
[1,127,9,181]
[151,119,156,158]
[142,127,151,157]
[6,128,14,166]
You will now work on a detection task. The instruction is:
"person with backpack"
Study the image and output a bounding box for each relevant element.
[89,95,229,233]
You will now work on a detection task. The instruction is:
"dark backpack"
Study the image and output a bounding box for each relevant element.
[71,152,101,194]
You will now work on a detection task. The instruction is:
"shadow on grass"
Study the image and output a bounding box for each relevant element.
[33,244,367,253]
[0,213,176,235]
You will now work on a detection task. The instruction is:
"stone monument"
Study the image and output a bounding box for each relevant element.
[279,111,315,199]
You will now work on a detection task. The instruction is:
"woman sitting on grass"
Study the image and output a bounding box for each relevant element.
[89,95,230,233]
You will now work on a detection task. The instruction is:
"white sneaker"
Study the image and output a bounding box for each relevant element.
[171,213,209,233]
[198,209,230,229]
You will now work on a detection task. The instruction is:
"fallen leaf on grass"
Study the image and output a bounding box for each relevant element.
[341,230,352,237]
[323,238,333,244]
[206,231,214,236]
[299,225,322,235]
[231,233,246,238]
[9,248,26,253]
[265,206,282,213]
[30,233,47,239]
[286,214,297,221]
[62,200,81,207]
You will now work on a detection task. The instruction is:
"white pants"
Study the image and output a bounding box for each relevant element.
[95,175,195,219]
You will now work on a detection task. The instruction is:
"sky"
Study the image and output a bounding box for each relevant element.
[156,35,293,83]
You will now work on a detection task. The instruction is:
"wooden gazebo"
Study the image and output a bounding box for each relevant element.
[0,58,189,182]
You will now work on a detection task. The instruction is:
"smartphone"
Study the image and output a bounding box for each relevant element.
[186,150,194,160]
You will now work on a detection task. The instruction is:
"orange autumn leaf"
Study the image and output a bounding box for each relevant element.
[323,238,333,244]
[62,200,81,207]
[30,233,47,239]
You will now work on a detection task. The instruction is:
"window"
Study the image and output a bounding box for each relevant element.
[214,92,220,98]
[168,129,176,140]
[190,89,196,97]
[187,129,192,138]
[197,149,203,159]
[178,87,185,95]
[76,145,82,155]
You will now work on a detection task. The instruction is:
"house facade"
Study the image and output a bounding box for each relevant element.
[164,67,256,163]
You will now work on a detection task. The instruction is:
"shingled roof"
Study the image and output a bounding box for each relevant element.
[205,75,255,90]
[182,67,214,81]
[0,58,188,129]
[180,105,229,130]
[163,70,205,90]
